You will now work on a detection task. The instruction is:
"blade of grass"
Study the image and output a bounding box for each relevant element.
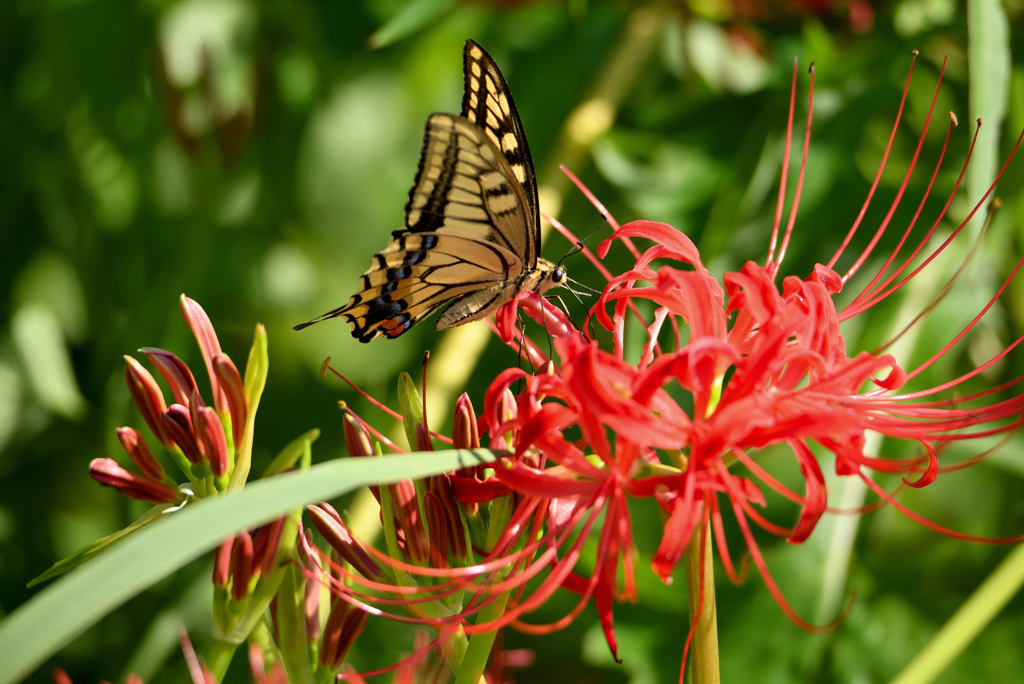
[0,448,495,684]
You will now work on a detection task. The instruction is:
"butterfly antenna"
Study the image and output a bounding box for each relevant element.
[556,219,610,268]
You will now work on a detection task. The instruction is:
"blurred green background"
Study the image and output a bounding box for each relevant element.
[3,0,1024,682]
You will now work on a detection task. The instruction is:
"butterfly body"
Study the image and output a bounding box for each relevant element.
[295,41,564,342]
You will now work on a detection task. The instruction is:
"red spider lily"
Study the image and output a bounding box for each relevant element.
[312,53,1024,678]
[467,52,1024,655]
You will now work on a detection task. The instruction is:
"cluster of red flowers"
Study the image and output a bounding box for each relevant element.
[85,52,1024,683]
[312,53,1024,675]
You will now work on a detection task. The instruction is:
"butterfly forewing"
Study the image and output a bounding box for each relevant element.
[405,113,533,262]
[462,40,540,266]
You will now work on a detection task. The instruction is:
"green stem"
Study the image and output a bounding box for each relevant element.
[206,637,239,682]
[686,520,719,684]
[454,590,510,684]
[890,542,1024,684]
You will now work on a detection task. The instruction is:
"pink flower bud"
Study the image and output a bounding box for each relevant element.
[423,492,448,569]
[415,422,433,452]
[343,416,379,502]
[430,475,467,560]
[212,353,247,449]
[391,480,428,564]
[116,427,165,480]
[230,531,254,600]
[179,295,228,414]
[251,517,285,576]
[318,598,368,669]
[307,504,382,580]
[161,404,201,463]
[342,415,373,457]
[124,356,169,446]
[452,393,480,450]
[190,391,228,476]
[212,537,233,587]
[89,458,180,503]
[141,348,198,407]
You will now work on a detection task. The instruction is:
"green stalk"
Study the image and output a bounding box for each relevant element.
[206,637,238,681]
[686,521,719,684]
[453,590,510,684]
[890,542,1024,684]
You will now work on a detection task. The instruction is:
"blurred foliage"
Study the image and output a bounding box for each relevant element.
[2,0,1024,682]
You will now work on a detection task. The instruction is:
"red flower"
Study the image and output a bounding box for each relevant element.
[474,52,1024,651]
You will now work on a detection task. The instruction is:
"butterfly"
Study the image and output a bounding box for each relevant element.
[294,40,566,342]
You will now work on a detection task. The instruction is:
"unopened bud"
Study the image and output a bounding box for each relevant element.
[230,532,254,600]
[116,427,165,480]
[212,537,233,587]
[141,348,198,407]
[423,492,448,569]
[161,404,201,463]
[212,353,247,448]
[251,517,285,576]
[318,598,368,669]
[124,356,169,445]
[179,295,228,414]
[415,422,433,452]
[307,504,382,579]
[452,393,480,450]
[190,391,228,476]
[89,458,179,503]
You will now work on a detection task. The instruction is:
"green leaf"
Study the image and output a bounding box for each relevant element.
[967,0,1010,232]
[397,371,423,451]
[262,428,321,478]
[27,502,172,587]
[367,0,457,50]
[0,448,495,684]
[231,322,269,491]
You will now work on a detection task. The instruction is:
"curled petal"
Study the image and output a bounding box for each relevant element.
[788,441,827,544]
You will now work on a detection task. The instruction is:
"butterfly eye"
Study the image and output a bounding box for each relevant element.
[552,268,566,284]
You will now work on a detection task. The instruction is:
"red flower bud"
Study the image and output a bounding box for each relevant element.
[251,517,285,576]
[190,391,228,476]
[423,492,448,569]
[212,353,247,448]
[343,415,380,502]
[141,348,198,408]
[161,404,201,463]
[430,475,467,560]
[452,393,480,450]
[230,532,254,601]
[212,537,233,587]
[179,295,228,414]
[89,458,179,503]
[124,356,169,446]
[415,422,433,452]
[391,479,428,564]
[307,503,382,579]
[116,427,165,480]
[318,598,368,669]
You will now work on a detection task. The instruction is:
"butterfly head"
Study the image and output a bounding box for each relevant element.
[535,258,567,294]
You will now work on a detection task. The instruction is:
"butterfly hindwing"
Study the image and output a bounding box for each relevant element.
[339,233,523,342]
